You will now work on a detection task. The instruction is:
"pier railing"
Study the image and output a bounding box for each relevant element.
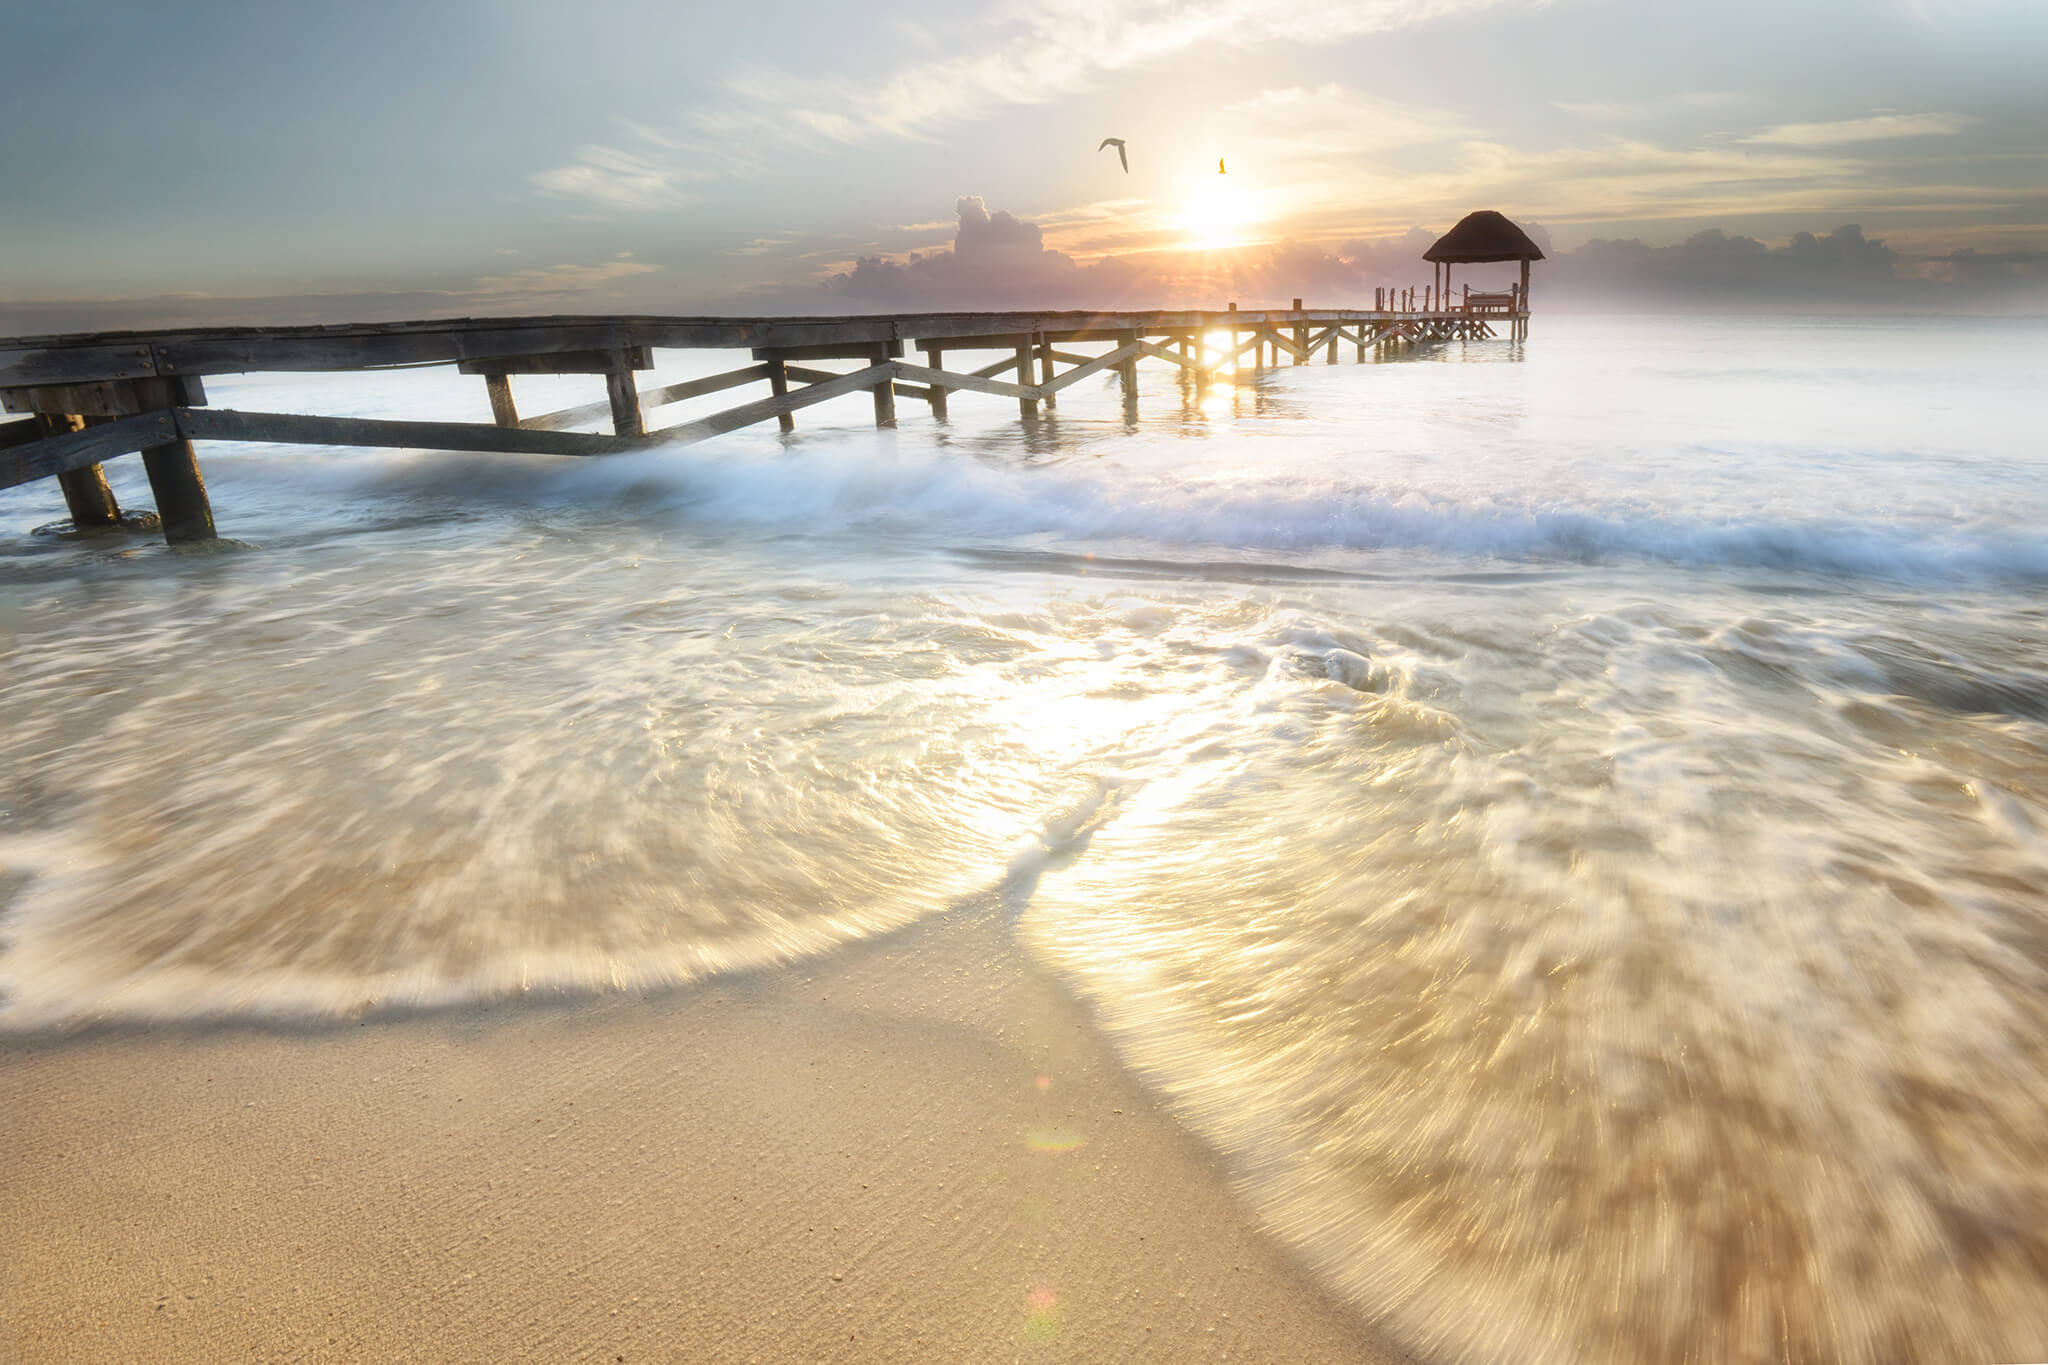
[3,303,1525,543]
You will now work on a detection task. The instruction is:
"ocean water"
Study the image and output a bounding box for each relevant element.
[4,314,2046,1362]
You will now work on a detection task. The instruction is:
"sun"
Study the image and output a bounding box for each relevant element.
[1179,169,1255,249]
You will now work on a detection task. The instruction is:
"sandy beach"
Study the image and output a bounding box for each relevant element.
[1,902,1405,1363]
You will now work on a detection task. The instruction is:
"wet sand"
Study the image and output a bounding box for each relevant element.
[0,905,1406,1363]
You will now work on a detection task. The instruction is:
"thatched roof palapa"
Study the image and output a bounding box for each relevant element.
[1423,211,1545,264]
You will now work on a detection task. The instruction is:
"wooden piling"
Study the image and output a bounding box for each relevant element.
[34,413,124,528]
[869,344,896,426]
[605,350,644,437]
[925,348,948,421]
[1292,300,1306,365]
[138,434,214,545]
[1015,343,1037,418]
[764,356,795,432]
[1037,338,1058,410]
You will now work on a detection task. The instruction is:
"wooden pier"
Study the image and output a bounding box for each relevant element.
[1,300,1525,544]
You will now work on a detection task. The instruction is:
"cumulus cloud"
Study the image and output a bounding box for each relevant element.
[807,198,1457,310]
[800,201,2045,315]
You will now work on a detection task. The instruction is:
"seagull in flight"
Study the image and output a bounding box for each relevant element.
[1098,137,1128,173]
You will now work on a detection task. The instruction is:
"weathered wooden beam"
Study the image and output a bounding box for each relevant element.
[643,363,776,412]
[887,360,1043,402]
[484,373,519,428]
[1255,326,1310,362]
[0,412,178,491]
[1035,343,1141,395]
[1133,340,1207,374]
[173,407,641,457]
[660,364,895,446]
[749,340,905,362]
[458,347,652,376]
[0,342,159,389]
[125,321,892,380]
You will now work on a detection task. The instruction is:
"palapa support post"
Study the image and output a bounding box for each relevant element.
[925,348,949,421]
[1015,342,1037,419]
[869,344,896,427]
[35,413,124,528]
[765,355,795,432]
[484,372,519,428]
[605,349,644,438]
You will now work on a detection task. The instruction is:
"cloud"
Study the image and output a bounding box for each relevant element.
[1541,223,1913,307]
[798,199,2047,315]
[530,0,1548,211]
[530,145,701,212]
[1554,92,1760,122]
[1743,112,1979,146]
[470,260,661,296]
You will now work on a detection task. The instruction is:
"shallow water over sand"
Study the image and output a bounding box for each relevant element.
[4,315,2046,1361]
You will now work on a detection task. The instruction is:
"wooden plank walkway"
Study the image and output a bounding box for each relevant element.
[1,304,1525,543]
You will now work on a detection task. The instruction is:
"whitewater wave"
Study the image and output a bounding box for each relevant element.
[190,437,2048,587]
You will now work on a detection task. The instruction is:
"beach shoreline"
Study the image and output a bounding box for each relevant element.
[0,903,1407,1363]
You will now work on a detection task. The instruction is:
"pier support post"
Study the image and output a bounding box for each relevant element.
[605,350,644,437]
[1015,343,1037,419]
[119,375,217,545]
[765,355,795,432]
[35,413,124,528]
[140,432,216,545]
[484,372,519,428]
[925,348,949,421]
[1037,338,1058,410]
[1292,300,1306,365]
[869,344,897,427]
[1118,329,1140,423]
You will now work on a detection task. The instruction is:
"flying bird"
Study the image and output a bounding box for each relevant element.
[1218,157,1227,174]
[1099,137,1128,173]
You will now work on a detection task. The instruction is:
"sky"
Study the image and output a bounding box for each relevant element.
[3,0,2045,330]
